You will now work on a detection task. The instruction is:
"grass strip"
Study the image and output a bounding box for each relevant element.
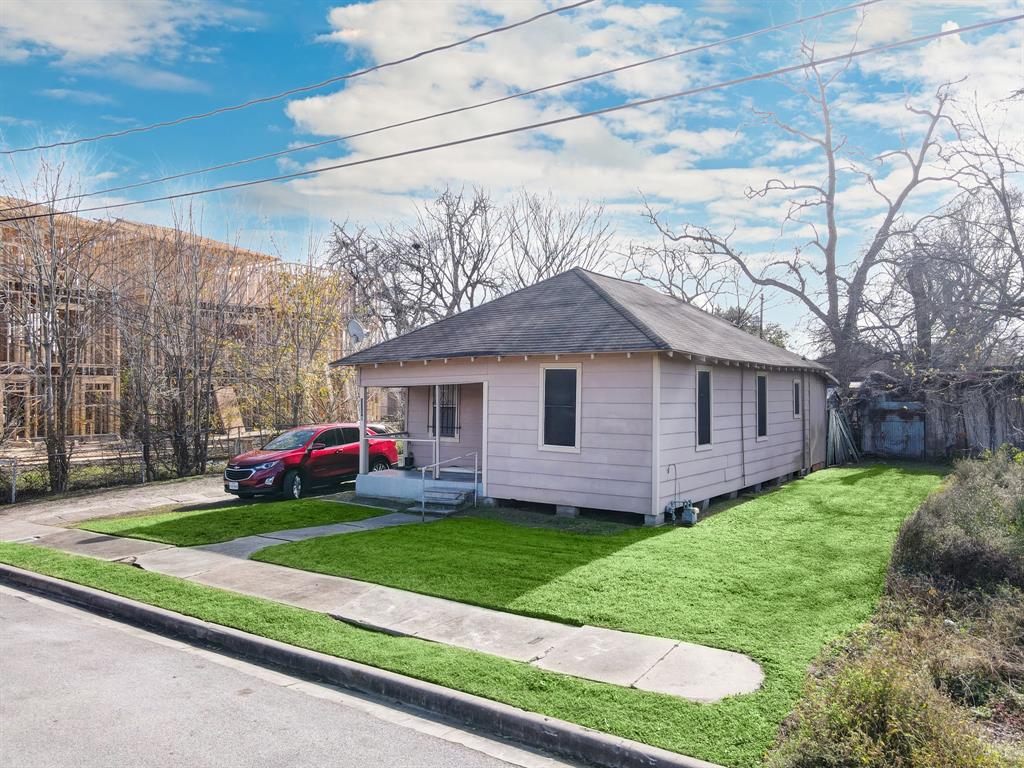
[77,499,384,546]
[2,541,757,767]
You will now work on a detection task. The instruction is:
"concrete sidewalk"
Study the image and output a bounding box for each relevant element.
[0,512,764,703]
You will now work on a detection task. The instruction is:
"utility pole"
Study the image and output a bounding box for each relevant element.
[759,293,764,339]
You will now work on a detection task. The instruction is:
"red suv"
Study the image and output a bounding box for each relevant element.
[224,423,398,500]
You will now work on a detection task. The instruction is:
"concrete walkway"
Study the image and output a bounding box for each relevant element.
[0,506,764,703]
[193,512,427,558]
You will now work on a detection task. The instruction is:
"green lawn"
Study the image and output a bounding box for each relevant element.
[77,498,385,547]
[253,464,945,766]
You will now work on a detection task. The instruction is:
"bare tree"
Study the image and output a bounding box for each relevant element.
[620,198,743,309]
[643,42,966,389]
[0,163,115,491]
[112,207,259,477]
[109,230,166,480]
[861,189,1024,372]
[501,190,612,291]
[410,186,505,318]
[331,187,504,341]
[858,92,1024,374]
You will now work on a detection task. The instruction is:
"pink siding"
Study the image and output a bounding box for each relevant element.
[358,353,828,519]
[657,357,828,509]
[406,383,483,467]
[360,354,654,515]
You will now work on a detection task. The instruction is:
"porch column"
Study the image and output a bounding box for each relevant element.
[358,384,369,475]
[433,383,441,479]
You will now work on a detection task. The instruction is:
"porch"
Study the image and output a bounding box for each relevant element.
[356,380,487,511]
[356,467,483,514]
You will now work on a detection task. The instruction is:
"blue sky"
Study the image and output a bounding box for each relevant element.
[1,0,1021,347]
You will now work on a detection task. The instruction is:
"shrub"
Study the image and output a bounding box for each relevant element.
[768,641,1009,768]
[891,447,1024,590]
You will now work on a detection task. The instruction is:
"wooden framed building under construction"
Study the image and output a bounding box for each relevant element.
[0,199,391,447]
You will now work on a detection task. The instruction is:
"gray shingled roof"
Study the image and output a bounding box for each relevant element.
[335,268,827,372]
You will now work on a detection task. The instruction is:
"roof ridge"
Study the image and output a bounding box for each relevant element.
[572,268,669,350]
[578,267,817,365]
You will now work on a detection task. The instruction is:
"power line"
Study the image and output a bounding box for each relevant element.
[4,13,1020,224]
[2,0,883,212]
[0,0,596,156]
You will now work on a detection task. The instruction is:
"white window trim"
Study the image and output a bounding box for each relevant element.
[756,372,769,441]
[695,365,713,452]
[428,384,460,443]
[792,377,802,419]
[538,363,582,453]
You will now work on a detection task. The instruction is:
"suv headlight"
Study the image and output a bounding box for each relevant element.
[253,460,281,472]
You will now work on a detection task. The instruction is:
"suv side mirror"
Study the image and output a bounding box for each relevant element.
[308,442,327,452]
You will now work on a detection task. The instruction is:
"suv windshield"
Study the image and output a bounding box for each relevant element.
[262,428,317,451]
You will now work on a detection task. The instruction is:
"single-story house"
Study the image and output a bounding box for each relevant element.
[334,268,830,525]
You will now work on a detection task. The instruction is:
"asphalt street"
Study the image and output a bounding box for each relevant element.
[0,586,574,768]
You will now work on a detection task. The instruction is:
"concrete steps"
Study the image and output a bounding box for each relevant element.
[408,488,470,516]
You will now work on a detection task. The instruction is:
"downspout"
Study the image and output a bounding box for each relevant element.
[651,353,661,519]
[433,383,441,480]
[739,366,747,486]
[801,371,807,473]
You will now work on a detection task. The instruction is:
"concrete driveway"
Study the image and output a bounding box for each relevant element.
[3,475,226,526]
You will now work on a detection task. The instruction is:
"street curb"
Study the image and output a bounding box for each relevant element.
[0,564,723,768]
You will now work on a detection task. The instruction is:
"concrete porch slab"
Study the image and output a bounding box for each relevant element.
[0,519,59,542]
[355,470,482,505]
[633,641,765,702]
[533,625,678,687]
[31,529,171,561]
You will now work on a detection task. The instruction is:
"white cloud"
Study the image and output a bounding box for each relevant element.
[272,0,745,225]
[0,114,36,127]
[40,88,114,105]
[99,62,208,93]
[0,0,254,63]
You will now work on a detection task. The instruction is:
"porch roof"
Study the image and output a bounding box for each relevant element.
[336,268,827,373]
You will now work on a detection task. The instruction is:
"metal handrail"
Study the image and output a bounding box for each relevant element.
[362,433,437,471]
[419,451,479,521]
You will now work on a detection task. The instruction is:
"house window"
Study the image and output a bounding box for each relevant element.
[756,373,768,439]
[540,365,580,450]
[696,367,712,449]
[793,378,802,418]
[428,384,460,440]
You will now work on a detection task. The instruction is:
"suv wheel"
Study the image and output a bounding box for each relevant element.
[370,457,391,472]
[282,470,302,499]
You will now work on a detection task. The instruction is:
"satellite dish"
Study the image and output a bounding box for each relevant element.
[347,318,367,344]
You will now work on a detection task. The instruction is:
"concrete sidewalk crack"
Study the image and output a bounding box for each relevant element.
[629,641,680,688]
